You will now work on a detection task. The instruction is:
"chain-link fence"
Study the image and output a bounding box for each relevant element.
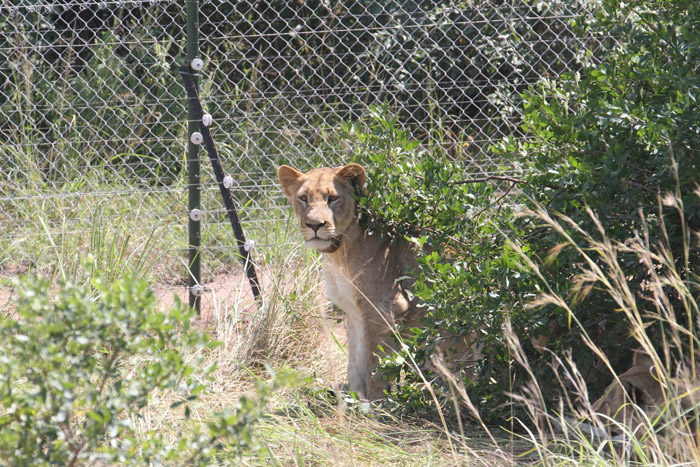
[0,1,612,310]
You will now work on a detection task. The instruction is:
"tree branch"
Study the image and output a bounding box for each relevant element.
[453,175,528,185]
[471,181,518,220]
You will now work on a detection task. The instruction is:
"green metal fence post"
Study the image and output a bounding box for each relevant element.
[186,0,201,313]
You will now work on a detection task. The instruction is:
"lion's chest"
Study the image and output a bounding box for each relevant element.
[323,263,362,318]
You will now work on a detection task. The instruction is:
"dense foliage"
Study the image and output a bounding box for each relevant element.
[0,274,294,465]
[0,3,186,182]
[343,108,523,413]
[221,0,595,138]
[502,0,700,383]
[348,0,700,418]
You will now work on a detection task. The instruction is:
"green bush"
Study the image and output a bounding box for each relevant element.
[494,0,700,390]
[347,0,700,420]
[343,107,522,415]
[0,274,295,465]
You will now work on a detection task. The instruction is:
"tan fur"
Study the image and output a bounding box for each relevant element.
[591,351,700,434]
[592,351,665,430]
[277,164,426,399]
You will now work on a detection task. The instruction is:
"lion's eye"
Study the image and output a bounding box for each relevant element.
[298,194,308,203]
[327,195,339,203]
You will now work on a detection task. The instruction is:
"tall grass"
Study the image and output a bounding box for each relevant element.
[180,186,699,465]
[5,160,698,465]
[488,189,700,466]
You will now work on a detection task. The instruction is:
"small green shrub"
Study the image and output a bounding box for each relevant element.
[0,274,295,465]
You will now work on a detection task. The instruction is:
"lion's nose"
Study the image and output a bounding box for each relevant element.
[305,221,327,232]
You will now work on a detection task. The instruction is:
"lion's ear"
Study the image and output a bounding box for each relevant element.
[278,165,304,197]
[336,164,366,189]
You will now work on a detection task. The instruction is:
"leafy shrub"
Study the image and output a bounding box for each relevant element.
[0,274,295,465]
[493,0,700,392]
[345,0,700,420]
[343,107,523,415]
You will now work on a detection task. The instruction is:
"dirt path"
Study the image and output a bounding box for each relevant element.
[0,266,267,318]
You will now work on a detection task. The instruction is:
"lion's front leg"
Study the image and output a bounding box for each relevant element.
[345,314,369,398]
[345,313,392,400]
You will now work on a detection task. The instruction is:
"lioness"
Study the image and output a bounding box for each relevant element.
[278,163,425,399]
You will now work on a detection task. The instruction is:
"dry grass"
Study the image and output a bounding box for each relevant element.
[131,233,520,465]
[256,401,513,466]
[489,190,700,466]
[5,182,697,465]
[135,189,700,465]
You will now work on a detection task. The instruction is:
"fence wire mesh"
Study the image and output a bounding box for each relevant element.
[0,1,612,310]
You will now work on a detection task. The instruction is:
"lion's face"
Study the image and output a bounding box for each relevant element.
[278,164,366,253]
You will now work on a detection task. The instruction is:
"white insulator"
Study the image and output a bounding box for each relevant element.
[189,208,202,222]
[202,113,213,127]
[244,239,255,252]
[190,285,204,297]
[223,175,234,189]
[190,58,204,71]
[190,132,203,145]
